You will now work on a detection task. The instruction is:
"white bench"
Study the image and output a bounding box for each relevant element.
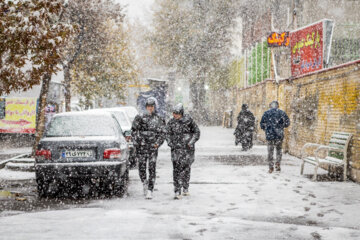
[300,132,352,181]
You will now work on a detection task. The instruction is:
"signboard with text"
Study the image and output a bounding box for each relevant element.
[290,21,324,76]
[0,97,37,133]
[267,32,290,47]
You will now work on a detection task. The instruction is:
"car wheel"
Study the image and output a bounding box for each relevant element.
[36,177,49,198]
[114,169,129,197]
[129,152,137,169]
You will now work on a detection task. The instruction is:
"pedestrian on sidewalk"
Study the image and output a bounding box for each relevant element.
[166,104,200,200]
[260,101,290,173]
[131,97,166,199]
[234,104,255,151]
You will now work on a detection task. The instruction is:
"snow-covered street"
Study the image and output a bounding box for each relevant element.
[1,0,360,239]
[0,127,359,240]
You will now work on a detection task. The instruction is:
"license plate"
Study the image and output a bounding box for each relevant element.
[62,150,94,158]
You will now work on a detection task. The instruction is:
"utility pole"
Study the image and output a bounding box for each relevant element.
[292,0,297,30]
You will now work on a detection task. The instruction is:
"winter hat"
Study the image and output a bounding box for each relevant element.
[173,103,184,115]
[269,101,279,109]
[242,104,248,111]
[146,97,157,107]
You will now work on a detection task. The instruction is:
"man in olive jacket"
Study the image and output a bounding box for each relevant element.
[166,104,200,199]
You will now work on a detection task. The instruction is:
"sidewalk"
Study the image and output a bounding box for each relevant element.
[0,147,32,161]
[0,126,359,239]
[0,146,33,182]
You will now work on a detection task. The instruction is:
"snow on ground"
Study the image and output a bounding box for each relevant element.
[0,169,34,181]
[0,127,359,239]
[0,147,31,155]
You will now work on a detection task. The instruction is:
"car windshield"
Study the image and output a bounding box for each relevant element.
[111,111,131,129]
[45,115,116,137]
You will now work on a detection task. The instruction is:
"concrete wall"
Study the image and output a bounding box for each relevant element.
[233,60,360,181]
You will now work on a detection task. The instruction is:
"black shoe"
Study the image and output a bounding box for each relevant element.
[268,168,274,174]
[275,163,281,172]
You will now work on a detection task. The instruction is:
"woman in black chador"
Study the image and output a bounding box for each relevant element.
[234,104,255,151]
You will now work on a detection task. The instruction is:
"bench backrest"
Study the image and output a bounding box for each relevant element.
[328,132,352,160]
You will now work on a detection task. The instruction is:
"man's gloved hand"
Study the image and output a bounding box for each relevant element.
[187,144,194,149]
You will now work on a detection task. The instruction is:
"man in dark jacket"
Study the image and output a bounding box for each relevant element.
[260,101,290,173]
[166,104,200,199]
[131,97,166,199]
[234,104,255,151]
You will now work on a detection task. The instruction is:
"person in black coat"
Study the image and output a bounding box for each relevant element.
[260,101,290,173]
[234,104,255,151]
[166,104,200,199]
[131,97,166,199]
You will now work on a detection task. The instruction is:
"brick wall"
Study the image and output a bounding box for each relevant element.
[233,60,360,181]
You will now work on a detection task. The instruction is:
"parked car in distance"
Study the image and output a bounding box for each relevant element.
[118,106,138,123]
[87,108,137,168]
[35,111,129,198]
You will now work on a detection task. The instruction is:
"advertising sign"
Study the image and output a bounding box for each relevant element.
[0,97,37,133]
[45,104,56,129]
[267,32,290,47]
[290,21,324,76]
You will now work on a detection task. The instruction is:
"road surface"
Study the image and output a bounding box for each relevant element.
[0,127,359,240]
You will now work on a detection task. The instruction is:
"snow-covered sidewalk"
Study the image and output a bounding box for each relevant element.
[0,127,359,240]
[0,147,31,159]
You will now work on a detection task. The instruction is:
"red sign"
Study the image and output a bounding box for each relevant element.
[290,22,323,76]
[267,32,290,47]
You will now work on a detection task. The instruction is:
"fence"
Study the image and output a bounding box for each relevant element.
[248,41,271,85]
[229,40,271,89]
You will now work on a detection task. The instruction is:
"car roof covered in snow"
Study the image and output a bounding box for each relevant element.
[88,108,128,113]
[54,111,113,118]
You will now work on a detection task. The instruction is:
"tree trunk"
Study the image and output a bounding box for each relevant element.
[190,79,208,124]
[85,97,92,110]
[32,73,52,156]
[63,64,72,112]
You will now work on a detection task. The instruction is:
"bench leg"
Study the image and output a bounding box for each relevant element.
[312,165,319,181]
[343,165,347,181]
[300,160,305,175]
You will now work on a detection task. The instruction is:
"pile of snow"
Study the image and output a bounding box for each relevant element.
[0,153,35,181]
[0,169,35,181]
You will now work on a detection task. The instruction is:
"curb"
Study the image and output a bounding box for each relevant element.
[0,153,33,170]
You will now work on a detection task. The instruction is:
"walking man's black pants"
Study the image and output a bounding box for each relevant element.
[267,139,283,168]
[171,149,194,193]
[137,151,158,191]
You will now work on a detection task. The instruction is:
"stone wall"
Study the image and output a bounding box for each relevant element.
[233,60,360,181]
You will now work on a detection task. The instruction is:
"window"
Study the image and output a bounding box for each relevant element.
[45,115,117,137]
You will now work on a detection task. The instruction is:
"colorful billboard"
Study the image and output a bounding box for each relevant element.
[0,98,37,133]
[267,32,290,47]
[290,21,324,76]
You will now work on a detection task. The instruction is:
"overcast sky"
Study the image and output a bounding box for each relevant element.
[115,0,154,24]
